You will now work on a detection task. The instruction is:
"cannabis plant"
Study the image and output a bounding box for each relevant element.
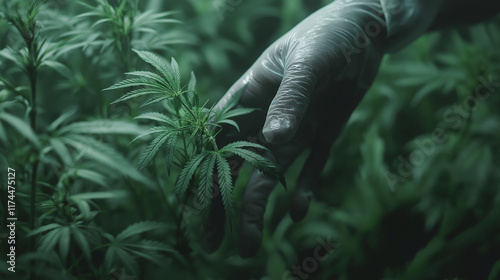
[106,50,285,221]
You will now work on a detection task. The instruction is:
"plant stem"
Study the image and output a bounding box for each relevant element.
[26,37,39,256]
[177,96,197,120]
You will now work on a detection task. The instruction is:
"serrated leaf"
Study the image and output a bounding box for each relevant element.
[125,70,173,92]
[216,154,234,222]
[220,141,270,153]
[198,153,216,211]
[141,95,172,107]
[138,132,171,170]
[111,88,165,104]
[135,112,179,128]
[175,152,209,201]
[170,57,181,92]
[134,239,177,253]
[114,247,139,276]
[131,126,169,143]
[165,132,179,175]
[133,50,175,88]
[221,146,285,188]
[104,77,168,91]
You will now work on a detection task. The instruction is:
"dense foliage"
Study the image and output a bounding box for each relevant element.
[0,0,499,279]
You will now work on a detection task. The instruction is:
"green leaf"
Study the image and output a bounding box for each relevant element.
[131,126,169,143]
[133,50,175,88]
[138,132,171,170]
[49,138,72,165]
[114,247,139,276]
[72,228,91,262]
[135,112,179,128]
[58,227,71,263]
[220,107,257,120]
[188,71,199,107]
[133,10,181,28]
[221,145,285,188]
[104,77,168,91]
[59,120,145,135]
[170,57,181,92]
[220,140,270,153]
[0,112,41,147]
[217,119,240,132]
[188,71,196,92]
[216,154,234,222]
[198,153,216,211]
[175,152,209,201]
[73,169,108,188]
[165,132,179,176]
[38,227,62,253]
[133,239,177,253]
[141,95,172,107]
[111,88,166,104]
[47,107,78,131]
[225,85,246,111]
[27,223,63,238]
[62,135,153,186]
[116,221,170,241]
[69,191,128,201]
[122,246,165,266]
[125,70,173,92]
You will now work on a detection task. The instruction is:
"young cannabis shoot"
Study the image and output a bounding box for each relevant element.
[105,50,285,222]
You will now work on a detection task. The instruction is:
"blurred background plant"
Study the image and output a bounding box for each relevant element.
[0,0,499,279]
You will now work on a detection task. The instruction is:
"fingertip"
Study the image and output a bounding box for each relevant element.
[290,191,313,223]
[262,116,296,144]
[238,223,263,258]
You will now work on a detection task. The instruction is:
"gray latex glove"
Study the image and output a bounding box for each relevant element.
[203,0,448,257]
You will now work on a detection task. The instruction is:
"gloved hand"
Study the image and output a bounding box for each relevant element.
[202,0,445,257]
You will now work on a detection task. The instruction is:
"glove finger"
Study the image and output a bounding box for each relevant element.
[289,132,336,223]
[262,58,322,144]
[290,81,368,222]
[215,44,284,113]
[239,141,306,258]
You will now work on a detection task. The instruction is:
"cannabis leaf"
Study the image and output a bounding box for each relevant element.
[107,50,283,224]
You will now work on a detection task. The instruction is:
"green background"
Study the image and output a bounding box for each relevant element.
[1,0,499,279]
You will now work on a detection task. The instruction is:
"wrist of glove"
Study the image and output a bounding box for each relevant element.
[380,0,446,52]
